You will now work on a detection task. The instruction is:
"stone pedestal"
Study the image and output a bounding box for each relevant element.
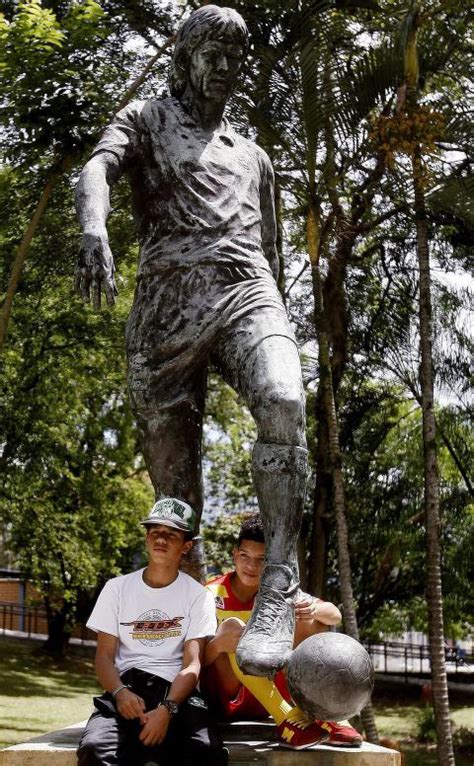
[0,720,401,765]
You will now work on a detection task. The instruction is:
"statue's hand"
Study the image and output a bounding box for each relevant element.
[75,228,118,309]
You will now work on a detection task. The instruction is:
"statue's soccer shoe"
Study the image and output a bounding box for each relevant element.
[236,563,298,677]
[277,709,329,749]
[319,720,363,747]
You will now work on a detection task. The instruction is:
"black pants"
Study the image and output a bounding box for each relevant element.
[77,668,227,766]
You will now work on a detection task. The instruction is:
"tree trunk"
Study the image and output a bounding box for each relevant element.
[179,535,207,584]
[308,393,331,598]
[43,599,72,657]
[323,242,350,394]
[403,5,455,758]
[413,148,454,765]
[307,201,379,743]
[275,178,286,300]
[308,234,351,595]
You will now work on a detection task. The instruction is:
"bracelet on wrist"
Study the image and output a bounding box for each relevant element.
[111,684,130,699]
[159,698,179,716]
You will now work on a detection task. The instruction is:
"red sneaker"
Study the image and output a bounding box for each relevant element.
[277,709,329,750]
[318,720,363,747]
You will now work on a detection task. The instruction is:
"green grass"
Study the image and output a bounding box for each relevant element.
[0,637,99,747]
[452,707,474,729]
[374,702,422,739]
[373,698,474,741]
[373,696,474,765]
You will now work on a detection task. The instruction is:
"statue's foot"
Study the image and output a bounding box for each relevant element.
[236,564,298,677]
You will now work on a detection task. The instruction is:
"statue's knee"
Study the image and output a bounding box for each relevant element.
[280,392,305,427]
[256,391,305,443]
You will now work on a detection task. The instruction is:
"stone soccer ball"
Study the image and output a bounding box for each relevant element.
[287,632,374,721]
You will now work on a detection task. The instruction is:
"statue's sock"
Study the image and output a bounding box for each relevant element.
[236,442,309,677]
[251,442,308,572]
[228,652,292,725]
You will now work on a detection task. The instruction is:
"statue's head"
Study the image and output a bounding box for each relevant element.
[170,5,249,101]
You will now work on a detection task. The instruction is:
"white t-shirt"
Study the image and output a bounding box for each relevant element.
[87,569,217,683]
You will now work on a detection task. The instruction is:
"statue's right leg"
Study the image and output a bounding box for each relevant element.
[125,280,208,581]
[212,312,307,675]
[125,282,208,522]
[134,398,205,521]
[128,369,208,581]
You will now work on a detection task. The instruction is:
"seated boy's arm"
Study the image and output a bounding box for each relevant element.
[168,636,205,702]
[95,631,146,721]
[139,637,205,747]
[204,623,243,667]
[295,591,342,626]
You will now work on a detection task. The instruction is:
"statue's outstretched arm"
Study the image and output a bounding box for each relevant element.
[75,153,121,309]
[74,102,140,309]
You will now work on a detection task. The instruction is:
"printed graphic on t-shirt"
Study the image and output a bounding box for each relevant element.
[120,609,184,646]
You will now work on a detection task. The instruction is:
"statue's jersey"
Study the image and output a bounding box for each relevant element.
[91,97,276,279]
[206,572,254,625]
[92,95,297,413]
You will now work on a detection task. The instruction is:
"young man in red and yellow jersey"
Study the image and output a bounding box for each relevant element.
[203,513,363,750]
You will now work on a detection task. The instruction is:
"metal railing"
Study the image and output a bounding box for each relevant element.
[364,640,473,680]
[0,601,93,643]
[1,603,472,669]
[0,601,48,636]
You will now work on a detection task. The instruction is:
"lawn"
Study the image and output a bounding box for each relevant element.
[0,635,472,764]
[373,695,474,765]
[374,699,474,741]
[0,637,99,747]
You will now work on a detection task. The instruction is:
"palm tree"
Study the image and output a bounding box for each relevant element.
[240,2,469,745]
[401,4,455,761]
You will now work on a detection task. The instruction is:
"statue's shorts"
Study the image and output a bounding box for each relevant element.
[125,264,298,416]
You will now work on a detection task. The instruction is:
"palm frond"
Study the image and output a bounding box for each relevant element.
[339,42,403,134]
[443,111,473,153]
[298,32,323,186]
[427,176,474,227]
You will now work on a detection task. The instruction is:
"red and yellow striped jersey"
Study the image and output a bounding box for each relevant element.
[206,572,255,625]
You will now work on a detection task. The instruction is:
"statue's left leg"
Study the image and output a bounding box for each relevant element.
[241,336,307,675]
[214,331,307,676]
[237,443,307,676]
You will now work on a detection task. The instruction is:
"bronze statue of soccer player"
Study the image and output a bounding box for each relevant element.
[75,5,308,678]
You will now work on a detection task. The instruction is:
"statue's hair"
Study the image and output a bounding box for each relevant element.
[170,5,249,97]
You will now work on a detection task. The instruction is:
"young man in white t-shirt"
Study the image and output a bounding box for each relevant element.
[77,498,226,766]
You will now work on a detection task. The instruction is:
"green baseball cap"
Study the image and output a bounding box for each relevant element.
[141,497,196,534]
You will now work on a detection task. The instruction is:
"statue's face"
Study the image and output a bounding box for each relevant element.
[189,39,244,103]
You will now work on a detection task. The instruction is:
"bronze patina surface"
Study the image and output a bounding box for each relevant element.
[75,5,308,676]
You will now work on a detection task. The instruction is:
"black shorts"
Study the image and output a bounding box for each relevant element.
[77,668,227,766]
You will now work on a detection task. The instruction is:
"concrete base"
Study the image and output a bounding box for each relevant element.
[0,720,401,765]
